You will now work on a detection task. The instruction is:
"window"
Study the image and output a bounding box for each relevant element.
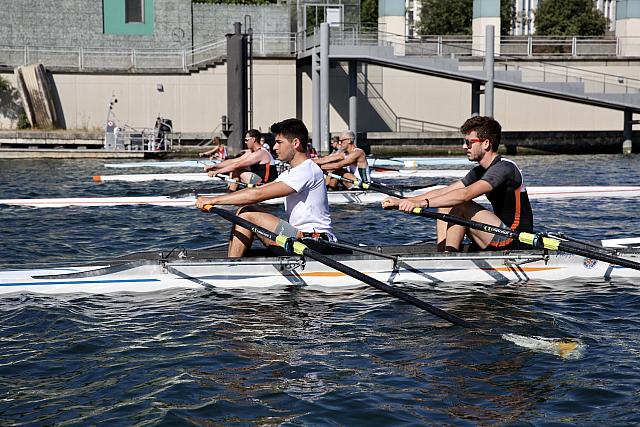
[125,0,144,23]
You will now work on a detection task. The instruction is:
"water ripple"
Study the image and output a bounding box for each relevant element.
[1,156,640,425]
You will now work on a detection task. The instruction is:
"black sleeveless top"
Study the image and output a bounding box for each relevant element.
[250,162,278,183]
[462,156,533,234]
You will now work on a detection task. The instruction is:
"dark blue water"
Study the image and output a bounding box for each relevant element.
[1,155,640,425]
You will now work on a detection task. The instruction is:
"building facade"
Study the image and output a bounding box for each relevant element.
[405,0,618,37]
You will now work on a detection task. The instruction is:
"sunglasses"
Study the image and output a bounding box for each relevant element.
[463,137,483,148]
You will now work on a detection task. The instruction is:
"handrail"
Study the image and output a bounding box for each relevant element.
[1,28,638,97]
[396,117,459,132]
[300,26,640,95]
[0,32,297,72]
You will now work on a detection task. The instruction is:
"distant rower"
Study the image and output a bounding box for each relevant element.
[314,130,370,190]
[204,129,277,190]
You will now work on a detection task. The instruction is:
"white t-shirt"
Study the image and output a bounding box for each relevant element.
[275,159,334,236]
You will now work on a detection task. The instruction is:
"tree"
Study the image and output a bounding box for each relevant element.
[535,0,608,36]
[418,0,516,36]
[0,76,9,92]
[360,0,378,28]
[418,0,472,35]
[192,0,272,5]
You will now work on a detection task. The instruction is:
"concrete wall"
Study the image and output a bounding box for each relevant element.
[297,61,631,133]
[0,59,296,133]
[0,0,290,50]
[192,4,290,46]
[0,0,194,49]
[1,59,637,133]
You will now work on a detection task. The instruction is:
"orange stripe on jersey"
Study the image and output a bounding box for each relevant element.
[510,187,521,231]
[488,187,522,248]
[263,164,270,183]
[488,236,514,248]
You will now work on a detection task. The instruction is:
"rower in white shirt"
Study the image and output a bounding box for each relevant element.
[196,118,335,257]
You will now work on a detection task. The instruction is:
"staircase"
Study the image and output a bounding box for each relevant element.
[299,29,640,113]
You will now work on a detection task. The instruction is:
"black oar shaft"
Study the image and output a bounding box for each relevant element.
[302,238,397,261]
[557,241,640,271]
[410,208,640,272]
[327,173,403,198]
[207,206,472,328]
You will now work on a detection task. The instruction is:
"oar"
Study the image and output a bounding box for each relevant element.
[212,173,260,188]
[326,173,404,198]
[405,207,640,272]
[203,205,472,328]
[165,174,260,198]
[301,237,398,261]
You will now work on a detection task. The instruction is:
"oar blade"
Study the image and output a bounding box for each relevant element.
[501,333,584,359]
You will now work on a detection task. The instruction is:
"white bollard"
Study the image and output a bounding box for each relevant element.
[623,139,632,155]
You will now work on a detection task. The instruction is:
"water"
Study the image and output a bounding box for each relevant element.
[1,155,640,425]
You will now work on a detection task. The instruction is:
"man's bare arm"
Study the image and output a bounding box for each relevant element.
[196,181,295,209]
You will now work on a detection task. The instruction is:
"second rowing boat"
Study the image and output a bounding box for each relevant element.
[3,186,640,208]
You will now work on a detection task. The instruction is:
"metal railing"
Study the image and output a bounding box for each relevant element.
[105,127,178,152]
[493,58,640,95]
[0,32,297,72]
[396,117,459,133]
[299,27,621,59]
[499,36,618,57]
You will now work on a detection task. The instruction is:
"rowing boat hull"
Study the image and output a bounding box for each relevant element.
[102,158,471,169]
[0,189,432,208]
[3,186,640,208]
[92,169,468,182]
[2,247,639,295]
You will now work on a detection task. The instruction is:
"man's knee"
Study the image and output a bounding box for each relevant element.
[438,206,452,215]
[450,201,484,219]
[236,205,263,220]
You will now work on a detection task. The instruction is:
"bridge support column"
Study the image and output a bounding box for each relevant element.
[320,23,330,154]
[471,81,481,115]
[623,109,633,154]
[348,60,358,143]
[312,45,320,153]
[472,0,500,56]
[379,0,406,55]
[616,0,640,56]
[226,22,248,154]
[484,25,495,118]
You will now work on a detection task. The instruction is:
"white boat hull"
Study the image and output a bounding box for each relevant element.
[92,169,468,183]
[3,186,640,208]
[2,247,639,295]
[102,157,471,169]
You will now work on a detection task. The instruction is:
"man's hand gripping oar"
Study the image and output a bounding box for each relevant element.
[201,205,472,328]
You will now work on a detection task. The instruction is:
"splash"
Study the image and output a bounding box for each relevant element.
[501,333,585,359]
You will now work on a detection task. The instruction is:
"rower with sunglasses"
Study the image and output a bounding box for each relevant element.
[204,129,278,191]
[314,130,370,191]
[382,116,533,252]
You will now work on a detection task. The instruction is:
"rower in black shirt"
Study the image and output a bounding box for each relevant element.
[382,116,534,252]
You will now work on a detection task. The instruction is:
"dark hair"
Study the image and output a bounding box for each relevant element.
[246,129,261,141]
[270,118,309,150]
[460,116,502,152]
